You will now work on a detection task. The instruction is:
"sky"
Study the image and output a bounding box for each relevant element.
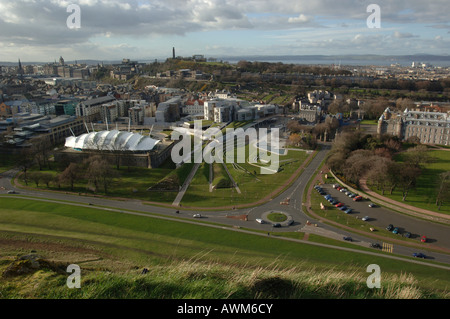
[0,0,449,62]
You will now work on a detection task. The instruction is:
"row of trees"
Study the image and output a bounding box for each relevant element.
[326,130,449,207]
[22,155,119,194]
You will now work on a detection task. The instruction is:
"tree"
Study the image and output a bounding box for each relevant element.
[17,148,35,186]
[59,163,80,191]
[404,145,433,168]
[84,155,118,194]
[397,163,422,201]
[436,171,450,210]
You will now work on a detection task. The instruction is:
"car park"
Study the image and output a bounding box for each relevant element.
[386,224,394,231]
[343,236,352,241]
[256,218,265,224]
[413,252,427,259]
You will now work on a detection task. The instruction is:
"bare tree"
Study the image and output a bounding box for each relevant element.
[436,171,450,210]
[59,163,80,191]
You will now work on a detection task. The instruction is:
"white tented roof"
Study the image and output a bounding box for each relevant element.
[65,130,160,152]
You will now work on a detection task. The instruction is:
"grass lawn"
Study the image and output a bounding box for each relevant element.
[179,142,310,208]
[368,150,450,215]
[0,197,448,299]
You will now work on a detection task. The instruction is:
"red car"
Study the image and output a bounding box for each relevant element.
[421,236,427,243]
[353,196,363,201]
[335,203,344,208]
[336,187,343,191]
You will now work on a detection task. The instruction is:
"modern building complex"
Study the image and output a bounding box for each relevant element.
[377,107,450,145]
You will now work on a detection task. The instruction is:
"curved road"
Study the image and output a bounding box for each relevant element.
[1,142,450,267]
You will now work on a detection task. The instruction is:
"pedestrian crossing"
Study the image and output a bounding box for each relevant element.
[382,242,394,253]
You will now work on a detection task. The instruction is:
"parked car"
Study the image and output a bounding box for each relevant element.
[193,214,202,218]
[344,208,353,214]
[386,224,394,231]
[368,203,376,208]
[370,243,381,249]
[340,188,348,193]
[330,200,339,205]
[421,236,427,243]
[336,187,343,191]
[403,232,411,238]
[413,252,427,259]
[256,218,265,224]
[7,190,16,194]
[345,191,352,196]
[343,236,353,241]
[333,184,340,189]
[353,196,363,201]
[339,206,348,211]
[392,227,399,234]
[272,223,281,228]
[348,193,356,198]
[335,203,344,208]
[362,216,370,221]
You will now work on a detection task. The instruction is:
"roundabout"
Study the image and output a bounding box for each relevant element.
[261,210,294,226]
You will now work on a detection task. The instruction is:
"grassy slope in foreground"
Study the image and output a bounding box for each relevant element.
[0,197,448,299]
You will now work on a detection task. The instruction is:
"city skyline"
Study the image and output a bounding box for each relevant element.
[0,0,449,62]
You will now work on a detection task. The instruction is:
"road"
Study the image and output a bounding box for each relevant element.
[1,140,450,266]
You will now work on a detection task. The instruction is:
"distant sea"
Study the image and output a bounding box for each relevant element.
[217,55,450,68]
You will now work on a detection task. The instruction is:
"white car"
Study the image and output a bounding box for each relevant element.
[193,214,202,218]
[362,216,370,221]
[7,190,16,194]
[255,218,265,224]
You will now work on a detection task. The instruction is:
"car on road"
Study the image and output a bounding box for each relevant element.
[353,196,363,201]
[392,227,399,234]
[362,216,370,221]
[343,236,352,241]
[370,243,381,249]
[413,252,427,259]
[421,236,427,243]
[272,223,281,228]
[368,203,376,208]
[386,224,394,231]
[193,214,202,218]
[335,203,344,208]
[256,218,265,224]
